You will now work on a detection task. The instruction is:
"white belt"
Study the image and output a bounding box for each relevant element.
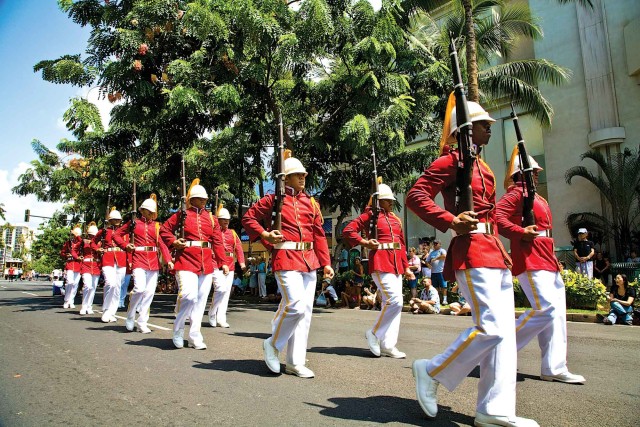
[83,257,94,262]
[377,242,400,250]
[274,241,314,250]
[106,247,122,252]
[185,241,211,248]
[537,229,552,237]
[451,222,495,237]
[134,246,157,252]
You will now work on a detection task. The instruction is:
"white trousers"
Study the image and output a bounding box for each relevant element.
[516,270,568,376]
[175,271,213,342]
[576,261,593,279]
[119,274,131,307]
[209,270,234,325]
[426,268,516,417]
[371,271,404,349]
[81,273,100,311]
[127,269,158,328]
[271,270,317,366]
[64,270,81,304]
[258,273,267,297]
[102,266,126,318]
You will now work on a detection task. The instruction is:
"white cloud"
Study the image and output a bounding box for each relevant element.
[0,162,64,230]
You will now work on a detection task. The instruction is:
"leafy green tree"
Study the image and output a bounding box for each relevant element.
[17,0,447,230]
[565,148,640,261]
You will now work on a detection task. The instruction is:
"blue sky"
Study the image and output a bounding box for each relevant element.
[0,0,91,228]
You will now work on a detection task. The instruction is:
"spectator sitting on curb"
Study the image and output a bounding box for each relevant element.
[340,278,361,309]
[409,277,440,314]
[603,274,636,325]
[448,283,471,316]
[362,283,378,310]
[321,278,339,308]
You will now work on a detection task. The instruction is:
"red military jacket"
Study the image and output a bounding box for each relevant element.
[496,184,561,276]
[220,227,245,269]
[160,207,227,275]
[80,237,101,275]
[406,150,511,281]
[242,188,331,272]
[95,227,127,268]
[60,237,82,272]
[343,207,409,275]
[114,218,171,271]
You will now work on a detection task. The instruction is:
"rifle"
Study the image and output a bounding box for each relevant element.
[510,104,536,227]
[178,155,187,239]
[129,179,137,245]
[271,112,285,232]
[448,36,475,214]
[101,187,112,247]
[368,143,380,240]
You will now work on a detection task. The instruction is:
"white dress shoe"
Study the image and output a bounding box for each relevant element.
[412,359,438,418]
[217,322,230,328]
[69,303,76,309]
[208,317,217,327]
[365,329,381,357]
[63,302,70,309]
[285,364,315,378]
[172,329,184,349]
[474,412,539,427]
[87,309,94,314]
[138,325,152,334]
[540,372,585,384]
[263,338,281,373]
[125,319,135,332]
[79,308,87,315]
[188,340,207,350]
[380,347,406,359]
[101,314,111,323]
[109,316,117,323]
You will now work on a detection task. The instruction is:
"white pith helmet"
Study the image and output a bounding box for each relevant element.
[284,157,307,176]
[71,227,82,237]
[510,155,543,177]
[108,209,122,220]
[449,101,496,136]
[87,225,99,236]
[377,184,396,201]
[217,208,230,220]
[189,184,208,199]
[139,198,157,213]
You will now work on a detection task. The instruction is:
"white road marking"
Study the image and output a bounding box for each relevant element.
[22,292,39,297]
[97,310,171,331]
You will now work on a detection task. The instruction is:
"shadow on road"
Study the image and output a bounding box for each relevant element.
[192,358,275,377]
[306,395,474,426]
[124,337,176,351]
[69,316,104,323]
[86,325,130,333]
[308,346,371,358]
[232,332,271,340]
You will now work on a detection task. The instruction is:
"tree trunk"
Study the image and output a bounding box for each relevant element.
[462,0,479,102]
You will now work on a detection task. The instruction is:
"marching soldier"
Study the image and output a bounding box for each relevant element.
[160,180,228,350]
[61,226,82,309]
[242,152,334,378]
[406,98,539,426]
[80,222,101,315]
[114,194,173,333]
[96,208,126,323]
[342,183,411,359]
[208,206,245,329]
[496,153,585,384]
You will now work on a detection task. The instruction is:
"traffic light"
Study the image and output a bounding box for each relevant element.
[24,209,30,222]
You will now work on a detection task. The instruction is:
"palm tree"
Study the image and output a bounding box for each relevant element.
[411,0,592,125]
[0,203,5,221]
[565,148,640,261]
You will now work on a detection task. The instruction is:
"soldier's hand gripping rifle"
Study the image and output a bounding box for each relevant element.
[368,143,380,240]
[449,37,475,214]
[99,187,112,257]
[510,104,536,227]
[271,112,286,232]
[129,179,137,246]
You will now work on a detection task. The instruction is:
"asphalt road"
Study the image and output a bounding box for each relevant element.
[0,279,638,426]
